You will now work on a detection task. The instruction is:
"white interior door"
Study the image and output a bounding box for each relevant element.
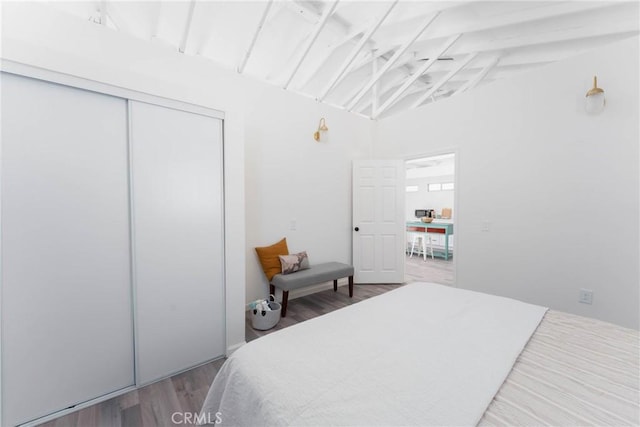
[130,101,225,385]
[1,73,134,426]
[352,160,405,283]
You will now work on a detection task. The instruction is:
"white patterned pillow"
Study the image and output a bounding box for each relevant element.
[279,251,310,275]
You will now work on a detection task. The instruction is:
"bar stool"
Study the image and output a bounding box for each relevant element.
[409,232,434,261]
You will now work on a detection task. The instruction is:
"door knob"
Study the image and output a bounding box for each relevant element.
[354,227,359,232]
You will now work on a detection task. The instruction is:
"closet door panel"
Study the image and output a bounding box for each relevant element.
[130,101,224,385]
[1,73,134,426]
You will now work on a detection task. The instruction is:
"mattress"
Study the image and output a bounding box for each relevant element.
[481,309,639,426]
[201,283,639,426]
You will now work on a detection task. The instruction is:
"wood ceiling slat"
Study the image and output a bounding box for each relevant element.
[237,0,274,74]
[454,55,500,95]
[178,0,196,53]
[293,20,373,90]
[282,0,340,89]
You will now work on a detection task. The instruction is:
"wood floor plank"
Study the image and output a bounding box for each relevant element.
[116,390,139,411]
[50,410,78,427]
[75,404,99,427]
[98,397,122,427]
[121,405,142,427]
[138,379,183,427]
[405,253,454,285]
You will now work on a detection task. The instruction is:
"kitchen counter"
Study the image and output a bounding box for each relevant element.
[406,221,454,260]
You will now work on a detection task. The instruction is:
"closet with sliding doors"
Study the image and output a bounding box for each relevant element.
[0,67,225,426]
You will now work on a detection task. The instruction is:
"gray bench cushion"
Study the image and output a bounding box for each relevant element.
[271,262,354,291]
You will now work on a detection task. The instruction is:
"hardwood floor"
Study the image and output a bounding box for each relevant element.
[246,282,402,342]
[38,284,400,427]
[405,253,455,286]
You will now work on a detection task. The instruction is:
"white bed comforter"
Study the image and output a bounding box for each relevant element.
[200,283,547,426]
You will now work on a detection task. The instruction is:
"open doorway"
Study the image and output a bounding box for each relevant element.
[404,153,456,286]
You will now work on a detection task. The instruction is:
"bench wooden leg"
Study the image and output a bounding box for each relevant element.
[281,290,289,317]
[348,276,354,298]
[333,279,338,292]
[269,284,275,296]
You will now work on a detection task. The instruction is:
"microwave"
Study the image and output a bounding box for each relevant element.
[415,209,434,218]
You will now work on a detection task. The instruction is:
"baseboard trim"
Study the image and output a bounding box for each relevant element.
[226,341,246,356]
[19,385,137,427]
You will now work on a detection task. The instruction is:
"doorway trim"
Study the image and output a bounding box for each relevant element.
[404,147,459,287]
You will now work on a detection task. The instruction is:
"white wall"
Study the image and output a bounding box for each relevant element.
[0,2,372,351]
[243,82,371,304]
[375,36,640,329]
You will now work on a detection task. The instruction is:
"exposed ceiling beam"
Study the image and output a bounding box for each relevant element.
[178,0,196,53]
[426,21,639,58]
[339,77,371,107]
[349,45,397,72]
[355,65,435,114]
[457,1,619,36]
[103,2,131,34]
[199,1,287,55]
[378,1,617,49]
[282,0,340,89]
[346,12,440,111]
[371,53,379,113]
[150,1,162,39]
[360,79,430,115]
[330,46,396,93]
[372,33,461,119]
[374,1,469,35]
[356,72,409,113]
[425,31,634,72]
[237,0,273,74]
[318,0,398,101]
[380,85,430,115]
[334,20,371,46]
[285,0,322,23]
[99,0,106,25]
[454,56,500,95]
[410,52,478,109]
[294,20,373,90]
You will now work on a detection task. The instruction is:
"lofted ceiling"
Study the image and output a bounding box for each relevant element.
[49,1,639,119]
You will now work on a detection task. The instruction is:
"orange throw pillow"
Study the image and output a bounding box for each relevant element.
[255,238,289,281]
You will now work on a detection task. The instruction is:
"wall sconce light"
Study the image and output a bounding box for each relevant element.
[313,118,329,142]
[585,76,605,114]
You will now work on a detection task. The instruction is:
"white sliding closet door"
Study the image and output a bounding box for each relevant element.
[1,73,134,426]
[129,101,225,385]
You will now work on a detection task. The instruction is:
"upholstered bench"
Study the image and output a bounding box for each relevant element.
[270,262,354,317]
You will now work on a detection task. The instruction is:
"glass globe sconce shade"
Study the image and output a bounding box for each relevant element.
[313,118,329,142]
[585,76,605,114]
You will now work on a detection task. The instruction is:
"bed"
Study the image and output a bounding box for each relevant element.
[200,283,639,426]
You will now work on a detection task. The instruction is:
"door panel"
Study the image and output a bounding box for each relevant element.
[352,160,405,283]
[129,101,225,385]
[1,73,134,426]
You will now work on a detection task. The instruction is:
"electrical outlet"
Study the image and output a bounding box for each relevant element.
[290,219,297,231]
[481,220,491,232]
[579,289,593,305]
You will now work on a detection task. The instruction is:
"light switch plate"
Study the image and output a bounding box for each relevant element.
[579,288,593,305]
